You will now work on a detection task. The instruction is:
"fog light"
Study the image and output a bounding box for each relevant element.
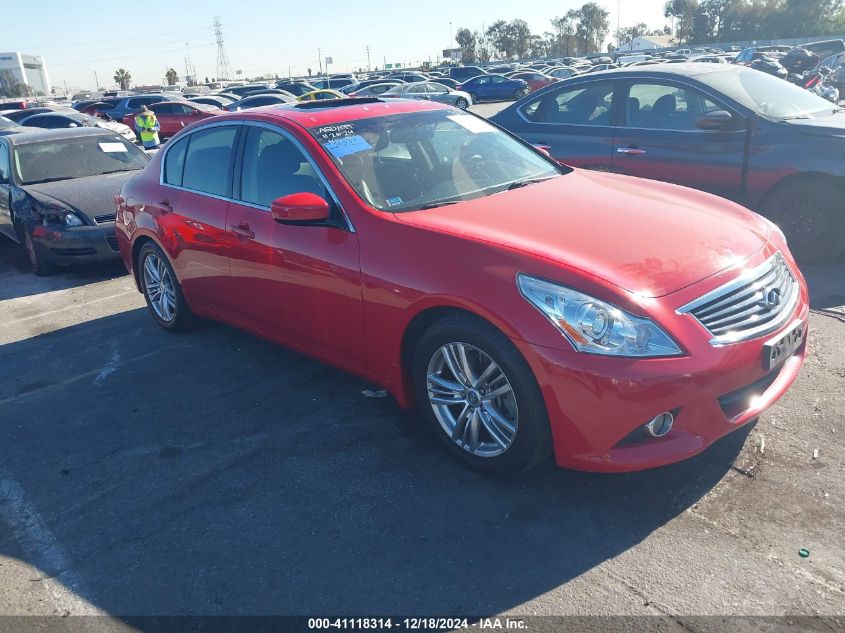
[644,412,674,438]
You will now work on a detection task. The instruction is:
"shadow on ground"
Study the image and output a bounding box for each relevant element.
[0,235,127,301]
[0,308,750,616]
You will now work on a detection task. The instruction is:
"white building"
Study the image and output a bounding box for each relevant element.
[0,52,52,96]
[623,35,675,52]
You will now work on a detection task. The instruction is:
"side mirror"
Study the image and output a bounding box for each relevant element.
[271,192,330,223]
[696,109,735,131]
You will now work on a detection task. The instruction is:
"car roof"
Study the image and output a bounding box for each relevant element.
[191,98,451,128]
[563,62,740,79]
[2,127,115,146]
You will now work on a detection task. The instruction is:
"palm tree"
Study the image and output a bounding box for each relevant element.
[113,68,131,91]
[165,68,178,86]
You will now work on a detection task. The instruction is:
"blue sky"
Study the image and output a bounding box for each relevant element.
[6,0,668,91]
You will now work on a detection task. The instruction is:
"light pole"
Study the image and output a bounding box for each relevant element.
[617,0,621,50]
[318,47,323,75]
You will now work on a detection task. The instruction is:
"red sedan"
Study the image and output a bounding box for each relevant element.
[508,71,557,92]
[122,100,224,139]
[115,99,808,475]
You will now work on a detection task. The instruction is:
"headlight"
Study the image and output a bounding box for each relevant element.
[39,205,84,227]
[517,274,682,357]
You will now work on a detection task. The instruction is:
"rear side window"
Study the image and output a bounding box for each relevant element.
[163,136,189,186]
[181,126,238,196]
[0,142,10,182]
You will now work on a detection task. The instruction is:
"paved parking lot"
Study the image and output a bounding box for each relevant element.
[1,155,844,620]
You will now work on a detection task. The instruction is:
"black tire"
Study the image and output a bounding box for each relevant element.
[19,223,57,276]
[762,179,844,264]
[137,241,195,332]
[468,92,480,104]
[412,313,552,476]
[454,97,469,109]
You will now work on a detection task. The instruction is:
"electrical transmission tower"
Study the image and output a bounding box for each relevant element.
[214,17,233,81]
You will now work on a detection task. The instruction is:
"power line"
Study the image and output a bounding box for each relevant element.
[50,43,217,67]
[10,26,213,52]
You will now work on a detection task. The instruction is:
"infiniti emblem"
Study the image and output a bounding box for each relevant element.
[762,288,782,309]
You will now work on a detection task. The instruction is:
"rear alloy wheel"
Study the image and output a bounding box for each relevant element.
[20,224,57,276]
[763,179,843,264]
[514,88,528,100]
[412,314,551,475]
[138,242,194,332]
[454,97,469,109]
[468,92,480,104]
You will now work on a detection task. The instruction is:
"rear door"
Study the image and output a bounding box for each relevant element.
[611,79,746,200]
[161,123,241,311]
[510,79,618,170]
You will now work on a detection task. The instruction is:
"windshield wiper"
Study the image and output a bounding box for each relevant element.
[23,176,71,185]
[420,200,460,209]
[100,168,135,175]
[506,176,557,190]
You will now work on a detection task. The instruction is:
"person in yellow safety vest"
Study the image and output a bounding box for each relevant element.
[134,105,161,149]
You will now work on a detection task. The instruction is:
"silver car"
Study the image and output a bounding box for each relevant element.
[381,82,472,109]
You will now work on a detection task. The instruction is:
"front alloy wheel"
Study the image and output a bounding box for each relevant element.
[412,314,551,475]
[427,342,518,457]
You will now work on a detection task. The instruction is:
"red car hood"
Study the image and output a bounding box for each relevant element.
[395,170,771,298]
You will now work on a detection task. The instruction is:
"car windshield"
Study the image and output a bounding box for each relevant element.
[703,68,836,119]
[309,108,564,212]
[189,102,219,112]
[13,135,149,185]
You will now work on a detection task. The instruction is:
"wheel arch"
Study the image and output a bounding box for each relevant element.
[397,304,523,410]
[760,171,845,210]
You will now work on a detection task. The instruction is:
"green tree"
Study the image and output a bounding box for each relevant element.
[165,68,178,86]
[572,2,611,54]
[616,22,650,48]
[664,0,699,43]
[455,27,478,63]
[113,68,132,91]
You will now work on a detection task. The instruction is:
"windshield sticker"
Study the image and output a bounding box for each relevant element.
[386,196,403,207]
[98,142,128,153]
[447,115,494,134]
[314,124,356,142]
[324,134,372,158]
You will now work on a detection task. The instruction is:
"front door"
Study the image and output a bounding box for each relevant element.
[611,80,747,201]
[225,124,365,367]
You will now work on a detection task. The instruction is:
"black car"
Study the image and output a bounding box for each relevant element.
[274,81,318,96]
[491,63,845,262]
[227,93,296,111]
[0,107,66,123]
[449,65,486,81]
[0,128,149,274]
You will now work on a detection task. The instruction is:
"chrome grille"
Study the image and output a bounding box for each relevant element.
[678,253,798,344]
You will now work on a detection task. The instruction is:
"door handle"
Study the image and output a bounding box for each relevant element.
[231,223,255,240]
[617,146,647,156]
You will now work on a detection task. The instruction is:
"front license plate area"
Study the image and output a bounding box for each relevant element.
[763,320,805,370]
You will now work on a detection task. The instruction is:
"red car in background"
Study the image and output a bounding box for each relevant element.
[508,71,557,92]
[122,101,224,139]
[115,98,808,475]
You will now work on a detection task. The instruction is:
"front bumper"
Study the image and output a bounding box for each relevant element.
[515,255,810,473]
[32,224,121,265]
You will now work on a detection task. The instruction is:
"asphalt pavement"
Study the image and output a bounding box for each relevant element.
[0,116,843,624]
